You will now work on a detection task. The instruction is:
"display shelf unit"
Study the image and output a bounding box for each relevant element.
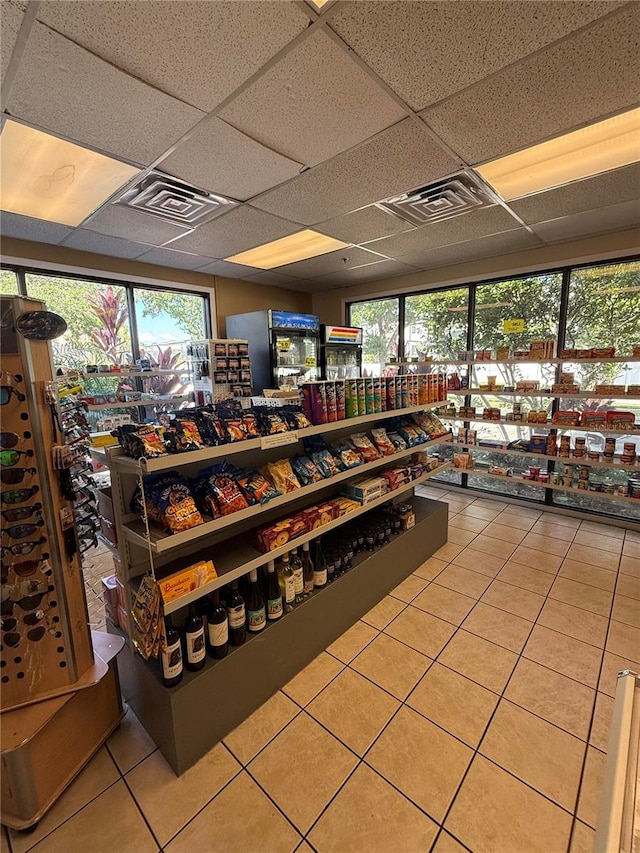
[450,442,640,472]
[401,357,640,366]
[438,414,639,436]
[86,395,189,411]
[457,467,640,503]
[448,389,639,399]
[85,370,187,378]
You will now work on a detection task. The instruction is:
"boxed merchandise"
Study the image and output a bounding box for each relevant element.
[380,467,411,490]
[329,496,360,516]
[606,411,636,429]
[528,340,555,359]
[553,410,581,426]
[158,560,217,604]
[315,502,339,524]
[591,347,616,358]
[515,380,540,392]
[343,476,387,504]
[528,436,547,454]
[627,385,640,396]
[595,384,623,395]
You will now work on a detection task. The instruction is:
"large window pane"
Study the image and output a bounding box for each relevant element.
[404,287,468,360]
[348,297,400,377]
[0,269,19,295]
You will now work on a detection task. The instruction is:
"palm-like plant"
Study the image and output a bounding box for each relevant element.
[86,287,129,365]
[139,346,188,396]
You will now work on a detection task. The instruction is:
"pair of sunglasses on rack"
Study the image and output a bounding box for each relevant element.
[0,432,30,449]
[0,449,34,467]
[1,591,51,617]
[0,386,26,406]
[1,485,39,504]
[1,526,45,547]
[1,467,37,485]
[1,503,42,522]
[1,621,48,647]
[1,558,51,582]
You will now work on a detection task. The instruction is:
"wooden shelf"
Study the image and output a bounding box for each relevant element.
[448,389,639,399]
[408,357,640,366]
[463,467,639,503]
[438,414,639,436]
[85,370,188,378]
[448,443,640,472]
[87,396,188,411]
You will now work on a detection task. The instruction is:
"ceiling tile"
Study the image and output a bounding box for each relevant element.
[252,118,460,225]
[273,246,390,279]
[169,205,300,258]
[219,29,406,167]
[420,4,640,164]
[61,230,150,259]
[399,229,543,270]
[134,247,216,271]
[158,118,303,202]
[312,258,420,287]
[84,204,192,246]
[7,23,205,165]
[0,211,72,245]
[365,205,521,257]
[37,0,310,112]
[243,271,301,286]
[195,259,259,278]
[330,1,623,110]
[1,0,26,85]
[508,164,640,224]
[316,205,416,244]
[530,200,640,244]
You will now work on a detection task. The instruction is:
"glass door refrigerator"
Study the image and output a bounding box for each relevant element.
[320,325,363,380]
[226,310,321,392]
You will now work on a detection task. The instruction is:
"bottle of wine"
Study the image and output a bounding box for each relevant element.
[266,559,283,621]
[184,604,206,671]
[301,541,314,596]
[290,547,304,603]
[278,552,295,612]
[161,617,183,687]
[207,590,228,658]
[313,538,327,588]
[247,569,266,633]
[227,580,246,646]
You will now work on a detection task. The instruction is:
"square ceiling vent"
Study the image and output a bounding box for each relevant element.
[115,171,237,226]
[376,172,497,227]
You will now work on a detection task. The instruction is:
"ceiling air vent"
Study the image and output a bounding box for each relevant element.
[116,171,237,226]
[376,172,497,227]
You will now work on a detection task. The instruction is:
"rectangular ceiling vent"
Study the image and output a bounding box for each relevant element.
[116,171,238,226]
[376,172,497,227]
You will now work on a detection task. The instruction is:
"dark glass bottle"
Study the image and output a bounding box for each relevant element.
[161,617,183,687]
[313,538,327,588]
[227,580,246,646]
[184,603,206,671]
[266,559,283,621]
[207,590,228,658]
[301,542,314,596]
[247,569,266,633]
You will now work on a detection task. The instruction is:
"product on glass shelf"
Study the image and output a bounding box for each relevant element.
[290,547,304,602]
[302,541,314,595]
[454,453,474,470]
[553,410,581,426]
[265,560,283,621]
[227,580,246,645]
[206,590,228,658]
[529,436,547,454]
[278,552,295,611]
[246,569,267,633]
[184,604,206,671]
[161,618,183,687]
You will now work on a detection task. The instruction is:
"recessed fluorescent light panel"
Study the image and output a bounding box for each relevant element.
[0,119,140,226]
[226,229,350,270]
[476,107,640,201]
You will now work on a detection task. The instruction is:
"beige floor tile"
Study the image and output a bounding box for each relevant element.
[531,519,577,541]
[537,598,608,648]
[307,668,399,756]
[616,573,640,601]
[223,691,299,764]
[606,620,640,663]
[449,515,488,533]
[166,771,300,853]
[620,555,640,578]
[127,744,240,847]
[467,533,516,560]
[539,511,581,530]
[413,555,448,581]
[565,542,620,571]
[549,576,613,617]
[579,519,625,540]
[361,594,405,629]
[599,651,640,697]
[611,593,640,628]
[107,706,157,774]
[295,842,314,853]
[351,633,430,700]
[449,546,505,578]
[622,540,640,559]
[384,605,455,658]
[471,498,510,511]
[446,526,477,547]
[8,748,120,853]
[308,763,438,853]
[505,658,595,740]
[569,821,595,853]
[412,584,477,625]
[510,544,563,573]
[445,497,477,513]
[438,629,517,694]
[480,700,586,810]
[248,714,356,834]
[521,531,571,556]
[458,504,502,521]
[390,573,429,603]
[523,625,603,688]
[496,562,554,596]
[23,781,157,853]
[407,663,498,748]
[462,602,532,653]
[282,652,343,707]
[498,511,540,530]
[577,746,606,829]
[367,706,472,822]
[326,620,378,664]
[573,529,623,554]
[481,579,545,621]
[590,692,615,753]
[434,564,492,599]
[482,521,527,544]
[431,831,469,853]
[445,755,572,853]
[625,530,640,544]
[434,541,465,561]
[558,558,617,592]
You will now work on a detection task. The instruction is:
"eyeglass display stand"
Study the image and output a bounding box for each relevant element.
[0,296,125,831]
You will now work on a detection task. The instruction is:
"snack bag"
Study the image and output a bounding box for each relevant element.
[266,459,301,492]
[197,409,227,445]
[290,455,324,485]
[234,468,280,504]
[261,411,289,435]
[204,464,250,516]
[241,413,261,437]
[311,448,343,478]
[223,417,248,443]
[329,441,363,469]
[386,431,408,451]
[148,474,203,533]
[350,432,381,462]
[371,428,396,456]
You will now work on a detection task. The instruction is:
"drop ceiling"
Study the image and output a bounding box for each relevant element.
[1,0,639,294]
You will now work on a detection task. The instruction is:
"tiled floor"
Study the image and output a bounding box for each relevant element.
[3,489,640,853]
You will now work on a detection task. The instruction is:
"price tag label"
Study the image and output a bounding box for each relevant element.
[503,319,525,334]
[260,430,298,450]
[277,338,291,351]
[304,357,316,367]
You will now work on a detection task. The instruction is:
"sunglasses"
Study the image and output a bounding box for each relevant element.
[1,591,51,615]
[0,559,50,582]
[2,608,49,631]
[79,533,98,553]
[1,503,42,522]
[1,467,37,485]
[1,624,48,647]
[0,386,26,405]
[1,536,47,557]
[2,521,45,540]
[1,486,40,504]
[0,449,34,467]
[0,432,27,449]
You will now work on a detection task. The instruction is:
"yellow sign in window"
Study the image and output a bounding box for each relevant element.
[503,319,525,334]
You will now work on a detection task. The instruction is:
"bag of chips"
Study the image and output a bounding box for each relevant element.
[329,441,362,469]
[198,463,250,516]
[311,448,343,478]
[371,428,396,456]
[281,409,311,430]
[265,459,301,492]
[223,417,247,443]
[386,431,408,451]
[234,468,281,504]
[260,411,289,435]
[241,413,261,437]
[197,409,227,445]
[290,455,324,485]
[117,423,167,458]
[147,474,203,533]
[350,433,380,462]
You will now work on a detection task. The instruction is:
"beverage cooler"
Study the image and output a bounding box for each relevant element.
[320,325,363,380]
[226,310,320,393]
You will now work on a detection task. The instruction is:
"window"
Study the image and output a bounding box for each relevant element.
[404,287,468,361]
[0,269,20,295]
[348,297,400,377]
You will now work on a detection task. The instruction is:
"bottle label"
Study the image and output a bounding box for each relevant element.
[186,629,206,664]
[303,579,314,594]
[267,597,283,619]
[208,619,228,647]
[314,569,327,586]
[162,640,182,679]
[284,576,295,603]
[293,567,303,594]
[228,604,245,628]
[248,606,266,631]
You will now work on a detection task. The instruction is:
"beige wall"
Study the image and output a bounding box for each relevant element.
[312,228,640,325]
[0,237,312,335]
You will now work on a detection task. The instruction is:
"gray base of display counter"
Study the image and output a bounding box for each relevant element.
[113,495,447,774]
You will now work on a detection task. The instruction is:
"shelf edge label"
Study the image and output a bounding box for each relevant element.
[261,430,299,450]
